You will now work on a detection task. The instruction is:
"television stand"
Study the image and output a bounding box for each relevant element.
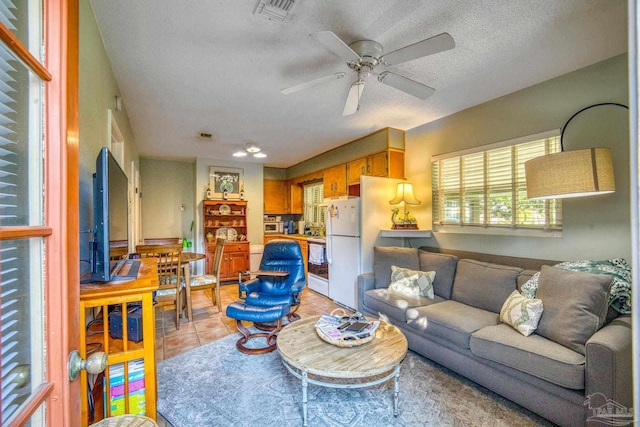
[112,259,141,279]
[79,257,158,425]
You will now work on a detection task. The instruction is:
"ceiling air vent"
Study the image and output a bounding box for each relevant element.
[254,0,300,22]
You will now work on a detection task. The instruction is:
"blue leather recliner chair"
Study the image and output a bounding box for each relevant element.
[239,239,306,322]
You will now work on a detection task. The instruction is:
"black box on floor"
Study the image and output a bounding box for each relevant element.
[109,308,143,342]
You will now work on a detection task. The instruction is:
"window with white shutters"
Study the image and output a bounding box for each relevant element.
[303,182,325,226]
[431,131,562,235]
[0,1,48,425]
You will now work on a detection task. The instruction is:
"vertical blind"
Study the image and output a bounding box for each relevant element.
[431,132,562,230]
[303,182,325,226]
[0,0,46,425]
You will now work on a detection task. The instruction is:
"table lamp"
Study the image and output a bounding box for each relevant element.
[389,182,420,229]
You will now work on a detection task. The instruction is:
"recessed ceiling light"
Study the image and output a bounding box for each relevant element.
[233,150,248,157]
[253,152,267,158]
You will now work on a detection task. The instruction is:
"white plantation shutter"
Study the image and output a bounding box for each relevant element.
[0,0,47,425]
[303,182,325,226]
[432,131,562,232]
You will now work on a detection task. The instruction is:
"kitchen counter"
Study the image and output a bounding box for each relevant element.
[264,234,324,243]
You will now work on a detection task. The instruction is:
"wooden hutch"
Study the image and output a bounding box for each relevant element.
[203,200,250,281]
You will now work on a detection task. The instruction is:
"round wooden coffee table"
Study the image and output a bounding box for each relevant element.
[276,315,408,426]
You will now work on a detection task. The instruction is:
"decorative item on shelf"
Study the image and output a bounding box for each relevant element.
[206,232,214,243]
[389,181,420,229]
[240,185,245,200]
[205,184,212,200]
[524,102,627,200]
[222,189,228,200]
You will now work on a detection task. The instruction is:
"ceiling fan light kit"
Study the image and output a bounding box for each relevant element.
[281,30,455,115]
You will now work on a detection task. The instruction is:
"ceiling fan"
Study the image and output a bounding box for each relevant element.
[281,31,455,116]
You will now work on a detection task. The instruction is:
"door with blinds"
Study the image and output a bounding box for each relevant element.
[0,1,80,426]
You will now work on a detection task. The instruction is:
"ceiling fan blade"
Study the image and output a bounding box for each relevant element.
[343,80,365,116]
[311,31,361,62]
[381,33,455,66]
[378,71,435,99]
[281,72,347,95]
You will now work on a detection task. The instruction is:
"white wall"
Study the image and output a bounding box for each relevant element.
[404,54,631,261]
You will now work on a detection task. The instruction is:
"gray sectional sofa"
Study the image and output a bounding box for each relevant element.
[356,246,632,427]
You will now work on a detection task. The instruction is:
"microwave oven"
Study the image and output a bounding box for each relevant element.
[264,221,284,234]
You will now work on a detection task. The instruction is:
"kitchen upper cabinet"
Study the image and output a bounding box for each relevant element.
[264,179,287,214]
[347,150,405,185]
[323,164,347,198]
[289,182,303,214]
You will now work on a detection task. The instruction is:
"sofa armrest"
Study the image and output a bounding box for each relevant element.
[585,315,632,407]
[357,272,375,312]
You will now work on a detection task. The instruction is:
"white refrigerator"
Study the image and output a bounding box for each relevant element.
[325,197,360,310]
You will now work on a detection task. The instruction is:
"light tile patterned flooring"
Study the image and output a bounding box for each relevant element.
[155,282,340,426]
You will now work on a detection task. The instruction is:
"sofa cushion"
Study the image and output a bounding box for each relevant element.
[470,324,585,390]
[373,246,419,289]
[405,300,498,349]
[522,258,632,315]
[362,288,444,323]
[391,265,435,298]
[418,250,458,299]
[451,260,522,313]
[500,290,544,336]
[536,265,613,355]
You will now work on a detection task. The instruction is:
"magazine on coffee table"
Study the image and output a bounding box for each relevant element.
[315,312,380,342]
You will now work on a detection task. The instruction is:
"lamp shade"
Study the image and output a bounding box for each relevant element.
[524,147,615,200]
[389,182,421,205]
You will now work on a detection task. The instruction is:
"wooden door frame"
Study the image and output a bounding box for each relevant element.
[45,0,80,425]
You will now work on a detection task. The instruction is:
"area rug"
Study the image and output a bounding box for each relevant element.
[157,333,552,427]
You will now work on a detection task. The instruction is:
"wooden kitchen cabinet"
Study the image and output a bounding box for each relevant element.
[347,150,405,185]
[264,179,287,214]
[288,182,303,214]
[323,164,347,198]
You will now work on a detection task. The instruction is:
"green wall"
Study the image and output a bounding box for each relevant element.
[405,54,630,261]
[139,159,194,241]
[79,0,139,270]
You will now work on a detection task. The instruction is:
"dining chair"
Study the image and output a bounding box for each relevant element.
[187,238,225,318]
[143,237,181,245]
[135,243,185,329]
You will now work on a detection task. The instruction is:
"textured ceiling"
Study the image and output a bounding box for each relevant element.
[89,0,628,168]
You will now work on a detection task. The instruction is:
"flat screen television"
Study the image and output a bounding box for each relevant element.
[89,147,139,282]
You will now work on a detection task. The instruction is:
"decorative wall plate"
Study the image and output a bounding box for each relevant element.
[215,227,237,240]
[218,204,231,215]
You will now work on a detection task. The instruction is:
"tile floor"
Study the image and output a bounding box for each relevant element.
[155,281,341,426]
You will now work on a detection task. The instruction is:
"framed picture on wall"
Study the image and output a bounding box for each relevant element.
[209,166,244,199]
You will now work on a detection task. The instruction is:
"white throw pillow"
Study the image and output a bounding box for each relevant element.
[388,275,420,297]
[499,290,544,337]
[390,265,436,298]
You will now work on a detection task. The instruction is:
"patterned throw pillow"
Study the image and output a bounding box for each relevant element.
[388,275,421,297]
[520,258,632,314]
[390,265,436,298]
[500,290,544,336]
